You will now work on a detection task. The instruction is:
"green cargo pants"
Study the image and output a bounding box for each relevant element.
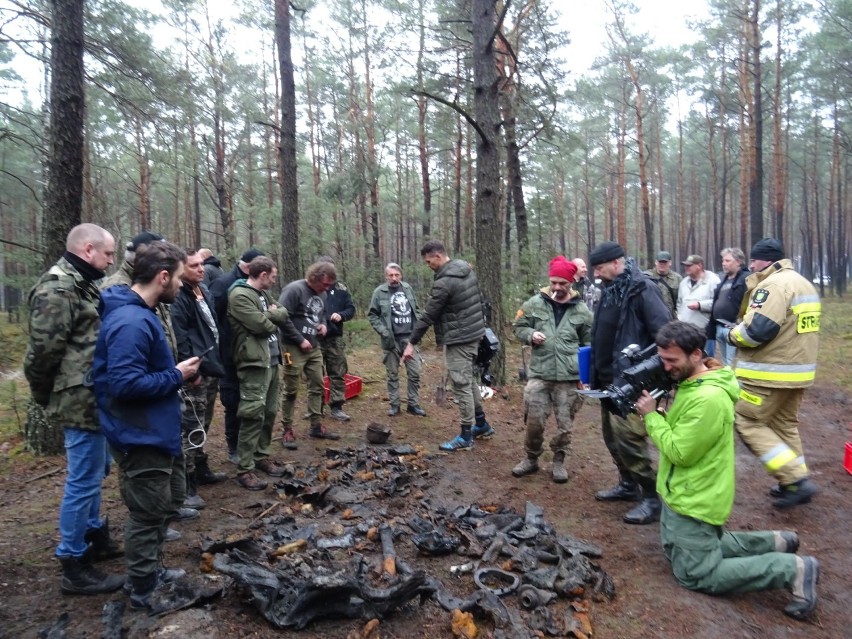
[661,503,797,595]
[280,345,324,425]
[110,444,185,581]
[383,337,422,408]
[235,365,279,473]
[320,336,349,406]
[445,340,482,426]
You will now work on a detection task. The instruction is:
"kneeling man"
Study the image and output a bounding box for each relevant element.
[634,321,819,621]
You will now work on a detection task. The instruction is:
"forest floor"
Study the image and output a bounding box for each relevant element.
[0,338,850,639]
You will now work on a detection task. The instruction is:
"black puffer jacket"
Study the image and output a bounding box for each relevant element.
[589,263,670,388]
[410,259,485,347]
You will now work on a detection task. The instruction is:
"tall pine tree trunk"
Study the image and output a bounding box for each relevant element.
[276,0,300,281]
[472,0,504,383]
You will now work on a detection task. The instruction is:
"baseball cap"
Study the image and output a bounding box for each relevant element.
[681,255,704,266]
[127,231,164,251]
[239,248,265,263]
[656,251,672,262]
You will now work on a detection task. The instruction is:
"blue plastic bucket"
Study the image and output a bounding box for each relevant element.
[578,346,591,384]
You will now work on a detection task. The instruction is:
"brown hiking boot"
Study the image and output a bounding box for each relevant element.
[237,472,268,491]
[256,458,286,477]
[281,428,298,450]
[309,424,340,440]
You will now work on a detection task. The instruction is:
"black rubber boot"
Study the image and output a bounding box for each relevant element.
[128,572,159,610]
[183,473,206,510]
[195,455,227,485]
[595,472,642,502]
[58,556,125,595]
[623,496,662,525]
[83,515,123,562]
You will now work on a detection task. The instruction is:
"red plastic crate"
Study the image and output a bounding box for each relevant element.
[323,374,363,405]
[844,442,852,476]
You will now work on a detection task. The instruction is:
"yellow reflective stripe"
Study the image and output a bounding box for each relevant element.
[735,368,816,382]
[739,389,763,405]
[792,301,821,313]
[761,445,798,472]
[731,327,760,348]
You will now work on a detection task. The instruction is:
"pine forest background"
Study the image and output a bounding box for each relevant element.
[1,0,850,335]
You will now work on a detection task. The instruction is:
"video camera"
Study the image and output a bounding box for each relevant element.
[578,343,672,418]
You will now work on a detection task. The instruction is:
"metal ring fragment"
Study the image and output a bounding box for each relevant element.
[473,567,520,597]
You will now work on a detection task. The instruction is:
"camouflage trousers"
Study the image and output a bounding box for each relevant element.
[600,404,656,492]
[203,377,219,430]
[280,346,325,425]
[383,337,422,408]
[522,379,581,457]
[110,444,185,581]
[180,376,217,477]
[320,336,348,406]
[735,383,808,485]
[445,340,483,426]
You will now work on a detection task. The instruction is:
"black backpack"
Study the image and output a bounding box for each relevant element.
[476,327,499,367]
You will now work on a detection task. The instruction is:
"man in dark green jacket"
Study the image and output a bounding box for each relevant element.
[512,257,593,483]
[402,240,494,451]
[228,256,291,491]
[368,263,426,416]
[635,321,819,621]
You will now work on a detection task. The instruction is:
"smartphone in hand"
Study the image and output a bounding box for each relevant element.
[198,345,216,359]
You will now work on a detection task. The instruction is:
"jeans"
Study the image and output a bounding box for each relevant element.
[55,427,107,558]
[715,325,736,366]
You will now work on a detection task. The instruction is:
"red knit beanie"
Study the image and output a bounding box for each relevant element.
[548,256,577,281]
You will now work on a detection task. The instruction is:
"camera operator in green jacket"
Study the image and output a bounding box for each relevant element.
[635,321,819,621]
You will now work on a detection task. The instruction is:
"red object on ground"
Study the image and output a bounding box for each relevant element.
[323,374,363,405]
[844,441,852,476]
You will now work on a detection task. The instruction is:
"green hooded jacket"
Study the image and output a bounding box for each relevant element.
[512,288,593,381]
[227,280,290,370]
[645,361,740,526]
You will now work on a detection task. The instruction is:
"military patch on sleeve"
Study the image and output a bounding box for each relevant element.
[750,288,769,308]
[515,308,524,320]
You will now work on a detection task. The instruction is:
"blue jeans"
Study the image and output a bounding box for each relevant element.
[715,325,736,367]
[55,428,107,558]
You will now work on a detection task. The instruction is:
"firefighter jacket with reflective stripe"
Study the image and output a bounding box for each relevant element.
[729,259,820,388]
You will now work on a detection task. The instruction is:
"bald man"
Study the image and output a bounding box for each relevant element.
[24,223,125,596]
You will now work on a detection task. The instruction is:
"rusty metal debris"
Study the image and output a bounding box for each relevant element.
[194,443,614,635]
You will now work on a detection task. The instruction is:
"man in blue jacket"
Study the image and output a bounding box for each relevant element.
[93,241,201,609]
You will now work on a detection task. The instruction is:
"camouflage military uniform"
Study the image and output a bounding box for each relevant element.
[24,256,107,559]
[25,257,101,429]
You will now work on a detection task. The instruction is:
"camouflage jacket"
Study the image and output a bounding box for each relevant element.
[101,260,178,359]
[23,257,102,430]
